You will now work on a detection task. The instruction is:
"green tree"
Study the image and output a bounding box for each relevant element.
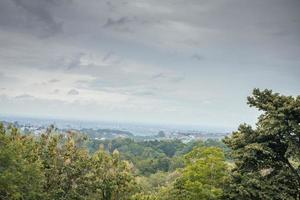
[0,124,137,200]
[89,148,136,200]
[223,89,300,200]
[182,147,227,200]
[38,129,91,199]
[0,124,46,200]
[162,147,228,200]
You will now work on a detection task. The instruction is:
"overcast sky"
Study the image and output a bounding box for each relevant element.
[0,0,299,129]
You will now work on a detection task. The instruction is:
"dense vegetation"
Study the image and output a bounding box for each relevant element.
[88,137,229,176]
[223,89,300,199]
[0,89,299,199]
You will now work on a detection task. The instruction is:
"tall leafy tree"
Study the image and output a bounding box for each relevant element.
[0,124,46,200]
[0,124,136,200]
[161,147,228,200]
[223,89,300,200]
[89,149,136,200]
[181,147,228,200]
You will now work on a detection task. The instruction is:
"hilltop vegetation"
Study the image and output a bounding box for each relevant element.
[0,89,299,200]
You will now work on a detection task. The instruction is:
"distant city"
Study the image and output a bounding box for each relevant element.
[0,115,230,142]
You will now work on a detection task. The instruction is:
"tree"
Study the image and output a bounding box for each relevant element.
[162,147,228,200]
[89,148,136,200]
[0,124,46,200]
[223,89,300,200]
[37,129,92,200]
[0,124,137,200]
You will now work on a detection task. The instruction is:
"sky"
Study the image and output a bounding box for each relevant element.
[0,0,299,130]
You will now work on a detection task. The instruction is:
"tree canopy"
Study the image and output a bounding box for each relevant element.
[0,125,136,200]
[223,89,300,200]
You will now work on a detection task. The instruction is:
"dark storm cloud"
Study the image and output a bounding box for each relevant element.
[0,0,70,38]
[12,0,63,35]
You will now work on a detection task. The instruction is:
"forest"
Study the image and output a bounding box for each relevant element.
[0,89,299,200]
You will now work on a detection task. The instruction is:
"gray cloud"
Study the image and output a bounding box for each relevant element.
[132,90,155,97]
[66,53,86,70]
[151,73,184,83]
[52,89,60,94]
[102,51,114,62]
[68,89,79,95]
[102,16,137,33]
[103,17,131,28]
[0,0,299,127]
[13,0,62,33]
[15,94,35,100]
[169,76,184,83]
[0,72,6,79]
[0,0,68,38]
[192,54,205,61]
[0,72,18,83]
[151,73,166,80]
[49,79,60,83]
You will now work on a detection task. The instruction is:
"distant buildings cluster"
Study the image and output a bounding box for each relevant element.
[1,120,228,141]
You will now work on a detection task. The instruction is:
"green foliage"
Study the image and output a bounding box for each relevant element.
[88,149,136,200]
[223,89,300,200]
[156,147,228,200]
[0,122,231,200]
[0,124,46,200]
[178,147,228,200]
[0,124,135,200]
[136,171,181,194]
[38,130,92,199]
[89,137,228,176]
[131,192,159,200]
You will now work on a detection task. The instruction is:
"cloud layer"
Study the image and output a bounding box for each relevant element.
[0,0,300,129]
